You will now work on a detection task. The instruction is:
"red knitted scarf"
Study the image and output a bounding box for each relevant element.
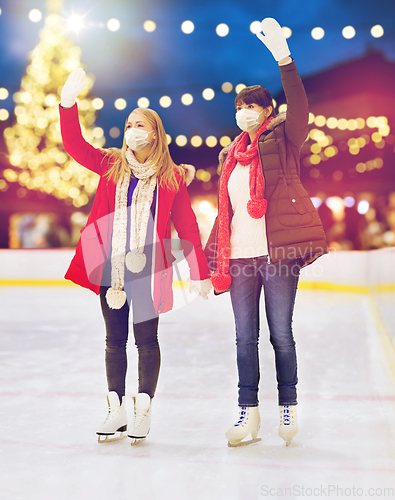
[211,117,272,293]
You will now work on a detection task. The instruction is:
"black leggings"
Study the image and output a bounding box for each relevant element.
[99,279,160,400]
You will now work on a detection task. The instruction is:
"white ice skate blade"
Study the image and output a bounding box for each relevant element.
[227,437,262,448]
[97,432,127,444]
[129,436,146,446]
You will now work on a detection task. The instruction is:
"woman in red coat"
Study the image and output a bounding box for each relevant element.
[59,69,211,444]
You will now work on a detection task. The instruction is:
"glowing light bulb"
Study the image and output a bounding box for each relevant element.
[199,201,211,214]
[221,82,233,93]
[137,97,149,108]
[144,20,156,32]
[191,136,203,147]
[216,24,229,37]
[114,98,127,110]
[107,19,120,32]
[29,9,42,23]
[181,93,193,105]
[175,135,188,147]
[342,26,356,39]
[250,21,261,34]
[311,27,325,40]
[344,196,355,207]
[357,200,369,214]
[67,15,84,33]
[371,25,384,38]
[159,96,172,108]
[202,88,215,101]
[181,21,194,34]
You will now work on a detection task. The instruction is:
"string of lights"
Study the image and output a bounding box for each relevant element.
[0,1,392,211]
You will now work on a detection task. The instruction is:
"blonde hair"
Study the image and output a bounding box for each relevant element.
[102,108,185,190]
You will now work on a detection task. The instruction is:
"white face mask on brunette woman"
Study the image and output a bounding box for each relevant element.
[235,108,264,133]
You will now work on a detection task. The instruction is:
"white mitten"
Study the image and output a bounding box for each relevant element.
[189,278,212,300]
[61,68,86,108]
[256,18,290,62]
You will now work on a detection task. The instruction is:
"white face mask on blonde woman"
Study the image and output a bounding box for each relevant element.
[125,128,152,151]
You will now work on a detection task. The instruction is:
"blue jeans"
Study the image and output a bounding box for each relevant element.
[229,256,300,407]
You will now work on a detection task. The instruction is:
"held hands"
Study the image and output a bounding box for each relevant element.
[61,68,86,108]
[256,18,290,62]
[189,278,212,300]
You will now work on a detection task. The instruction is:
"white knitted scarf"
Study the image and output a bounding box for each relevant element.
[106,149,158,309]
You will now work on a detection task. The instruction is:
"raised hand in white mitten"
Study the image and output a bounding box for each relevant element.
[256,18,290,62]
[61,68,86,108]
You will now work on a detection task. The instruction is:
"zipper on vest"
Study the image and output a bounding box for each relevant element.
[258,143,271,265]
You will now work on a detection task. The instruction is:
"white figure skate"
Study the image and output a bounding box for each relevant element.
[96,391,128,443]
[226,406,261,447]
[128,393,152,446]
[278,404,298,445]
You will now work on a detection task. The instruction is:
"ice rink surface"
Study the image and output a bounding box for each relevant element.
[1,284,395,500]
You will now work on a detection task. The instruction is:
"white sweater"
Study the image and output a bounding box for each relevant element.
[228,162,268,259]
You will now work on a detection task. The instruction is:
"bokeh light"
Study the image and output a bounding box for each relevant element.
[311,197,323,208]
[0,109,9,121]
[137,97,149,108]
[0,88,9,100]
[202,88,215,101]
[221,82,233,93]
[114,98,127,110]
[199,201,211,214]
[357,200,370,214]
[67,15,84,32]
[235,84,246,94]
[344,196,355,207]
[250,21,261,34]
[342,26,356,39]
[181,21,194,34]
[181,93,193,105]
[29,9,42,23]
[191,135,203,147]
[175,135,187,147]
[109,127,121,138]
[220,136,232,147]
[159,96,172,108]
[107,19,120,32]
[144,20,156,32]
[92,98,104,110]
[311,27,325,40]
[216,23,229,37]
[371,25,384,38]
[205,136,218,147]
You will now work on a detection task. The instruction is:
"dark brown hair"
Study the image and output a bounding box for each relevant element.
[235,85,276,117]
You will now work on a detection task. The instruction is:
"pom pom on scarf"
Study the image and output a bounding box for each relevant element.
[247,198,267,219]
[125,249,146,273]
[106,287,127,309]
[211,271,232,293]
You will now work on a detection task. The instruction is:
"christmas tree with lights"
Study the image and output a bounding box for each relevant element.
[3,0,104,209]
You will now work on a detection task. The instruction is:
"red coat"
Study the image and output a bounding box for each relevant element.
[60,104,210,314]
